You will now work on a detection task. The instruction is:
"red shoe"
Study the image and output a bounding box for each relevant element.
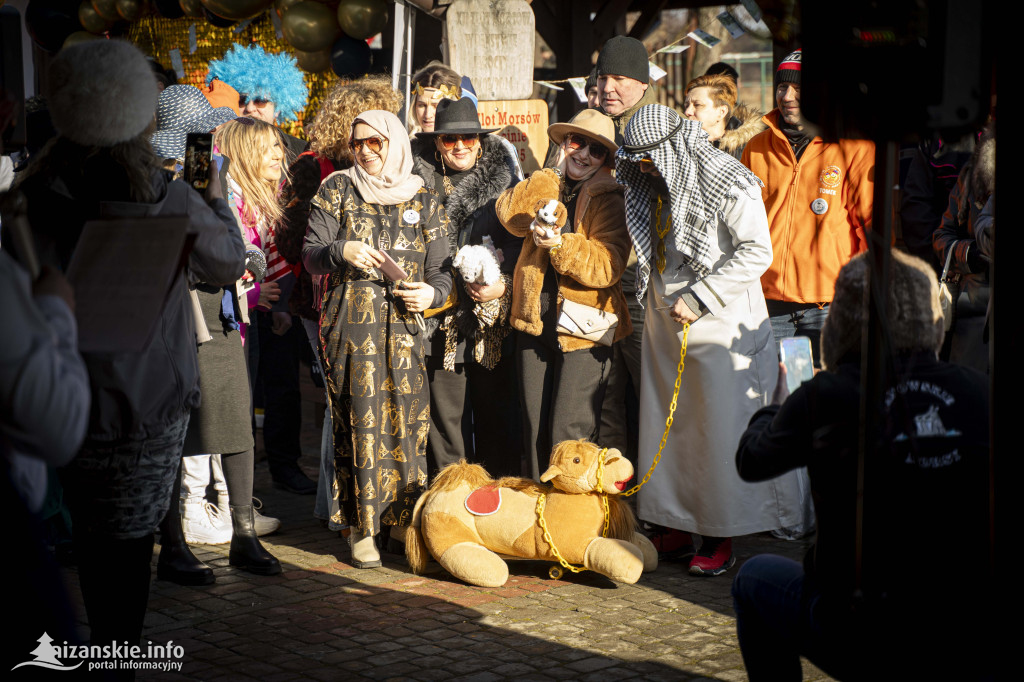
[647,525,696,561]
[688,536,735,576]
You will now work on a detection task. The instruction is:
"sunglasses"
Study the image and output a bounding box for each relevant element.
[563,133,608,159]
[638,158,657,172]
[350,136,386,153]
[438,134,478,149]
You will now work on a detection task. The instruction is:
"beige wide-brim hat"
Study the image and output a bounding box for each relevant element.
[547,109,619,158]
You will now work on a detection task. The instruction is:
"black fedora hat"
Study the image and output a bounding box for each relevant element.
[420,97,498,135]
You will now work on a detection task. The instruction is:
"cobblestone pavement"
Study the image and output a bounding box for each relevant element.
[57,389,834,681]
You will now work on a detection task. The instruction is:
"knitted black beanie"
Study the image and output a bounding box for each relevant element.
[776,49,802,87]
[596,36,650,83]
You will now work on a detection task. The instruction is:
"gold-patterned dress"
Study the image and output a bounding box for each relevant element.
[305,173,451,535]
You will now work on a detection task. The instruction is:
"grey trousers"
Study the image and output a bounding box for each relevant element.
[516,331,613,480]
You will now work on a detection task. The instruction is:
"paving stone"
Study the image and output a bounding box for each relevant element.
[55,394,837,682]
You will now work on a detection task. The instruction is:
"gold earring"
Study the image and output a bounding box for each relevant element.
[476,147,482,159]
[436,152,454,196]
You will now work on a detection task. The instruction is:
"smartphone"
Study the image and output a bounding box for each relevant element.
[184,133,213,190]
[779,336,814,394]
[378,250,409,282]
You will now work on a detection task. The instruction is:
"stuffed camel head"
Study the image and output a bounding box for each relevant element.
[540,439,634,495]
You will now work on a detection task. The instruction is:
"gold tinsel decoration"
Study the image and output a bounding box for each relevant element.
[128,14,348,140]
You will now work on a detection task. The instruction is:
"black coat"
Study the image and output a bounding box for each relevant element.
[411,135,522,346]
[736,353,989,617]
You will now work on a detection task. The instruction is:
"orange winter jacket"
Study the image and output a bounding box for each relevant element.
[741,110,875,304]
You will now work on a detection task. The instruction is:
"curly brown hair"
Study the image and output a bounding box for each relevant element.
[307,76,402,165]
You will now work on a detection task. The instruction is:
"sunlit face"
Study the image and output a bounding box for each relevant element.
[240,96,277,125]
[563,134,606,182]
[598,74,648,116]
[259,137,284,184]
[683,86,729,140]
[351,122,388,177]
[413,92,442,132]
[775,83,802,126]
[435,134,479,172]
[586,86,600,109]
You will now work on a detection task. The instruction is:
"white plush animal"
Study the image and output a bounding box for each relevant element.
[453,241,502,286]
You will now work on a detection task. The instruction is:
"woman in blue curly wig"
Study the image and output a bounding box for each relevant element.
[207,44,310,158]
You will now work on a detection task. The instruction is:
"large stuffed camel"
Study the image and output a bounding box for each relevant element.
[406,440,658,587]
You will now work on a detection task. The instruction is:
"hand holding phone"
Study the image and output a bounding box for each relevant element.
[377,250,409,282]
[184,132,213,190]
[779,336,814,394]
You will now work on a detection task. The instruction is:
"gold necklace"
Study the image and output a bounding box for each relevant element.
[654,194,672,274]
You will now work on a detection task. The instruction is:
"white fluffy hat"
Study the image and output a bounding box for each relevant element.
[46,40,159,147]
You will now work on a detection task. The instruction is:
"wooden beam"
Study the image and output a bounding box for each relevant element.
[532,0,562,54]
[628,0,668,40]
[592,0,633,40]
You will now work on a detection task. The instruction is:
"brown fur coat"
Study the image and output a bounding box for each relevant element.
[495,168,633,352]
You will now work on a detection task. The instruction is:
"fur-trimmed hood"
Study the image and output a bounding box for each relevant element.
[412,134,514,240]
[971,126,995,204]
[957,123,995,225]
[717,102,767,157]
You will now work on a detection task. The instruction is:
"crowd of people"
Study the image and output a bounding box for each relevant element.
[1,29,992,678]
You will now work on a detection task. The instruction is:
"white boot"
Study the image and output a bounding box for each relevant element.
[252,497,281,537]
[349,529,381,569]
[216,496,280,537]
[182,497,232,545]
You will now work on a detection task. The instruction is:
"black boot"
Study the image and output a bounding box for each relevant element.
[229,504,281,575]
[156,464,214,586]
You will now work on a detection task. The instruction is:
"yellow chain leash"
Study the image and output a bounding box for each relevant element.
[536,448,611,577]
[622,322,688,498]
[535,323,688,580]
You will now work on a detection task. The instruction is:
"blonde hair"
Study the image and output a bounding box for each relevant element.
[215,118,288,232]
[308,76,402,166]
[684,73,737,118]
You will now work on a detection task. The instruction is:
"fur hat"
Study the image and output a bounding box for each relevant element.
[206,44,309,123]
[820,250,945,370]
[596,35,650,84]
[46,40,158,147]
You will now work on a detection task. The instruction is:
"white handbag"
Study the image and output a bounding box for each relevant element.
[556,298,619,346]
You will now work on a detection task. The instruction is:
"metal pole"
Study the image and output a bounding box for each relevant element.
[854,139,896,603]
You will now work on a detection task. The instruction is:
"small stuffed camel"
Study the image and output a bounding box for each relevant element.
[406,440,658,587]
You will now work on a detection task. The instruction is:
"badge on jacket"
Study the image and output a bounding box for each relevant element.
[811,198,829,215]
[403,209,420,224]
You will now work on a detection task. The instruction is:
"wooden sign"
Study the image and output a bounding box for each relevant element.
[477,99,550,174]
[445,0,535,101]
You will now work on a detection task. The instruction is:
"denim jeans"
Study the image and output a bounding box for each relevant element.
[731,554,827,681]
[766,300,829,369]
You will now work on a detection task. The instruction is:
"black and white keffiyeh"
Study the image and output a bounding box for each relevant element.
[615,104,763,305]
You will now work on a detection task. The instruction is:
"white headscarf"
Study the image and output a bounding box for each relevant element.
[342,110,424,205]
